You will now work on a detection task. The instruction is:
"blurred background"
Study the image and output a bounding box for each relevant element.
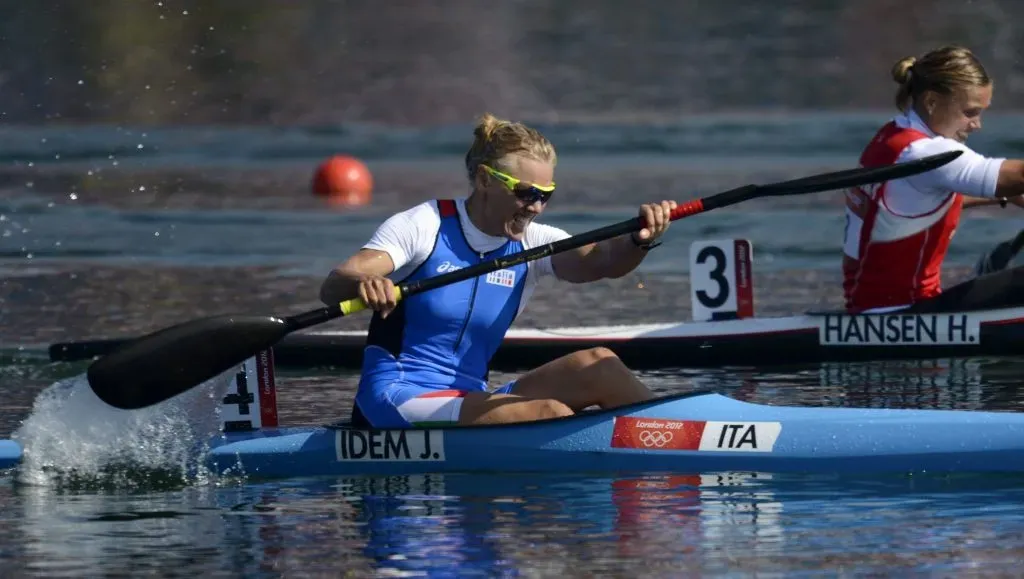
[4,0,1024,344]
[6,0,1024,124]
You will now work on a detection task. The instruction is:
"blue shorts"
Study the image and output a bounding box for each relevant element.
[356,380,518,428]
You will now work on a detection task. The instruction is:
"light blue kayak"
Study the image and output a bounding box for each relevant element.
[203,391,1024,478]
[0,440,21,469]
[6,391,1024,478]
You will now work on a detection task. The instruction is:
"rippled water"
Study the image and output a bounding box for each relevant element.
[5,357,1024,576]
[5,114,1024,576]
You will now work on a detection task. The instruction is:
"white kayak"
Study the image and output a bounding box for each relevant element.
[47,304,1024,369]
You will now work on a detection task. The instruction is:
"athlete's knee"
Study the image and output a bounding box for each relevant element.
[576,346,620,366]
[531,398,574,420]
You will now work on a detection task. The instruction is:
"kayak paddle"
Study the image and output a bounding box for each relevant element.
[974,229,1024,277]
[87,150,962,410]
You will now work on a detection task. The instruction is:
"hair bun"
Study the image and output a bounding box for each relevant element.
[891,56,917,85]
[473,113,508,142]
[464,112,556,183]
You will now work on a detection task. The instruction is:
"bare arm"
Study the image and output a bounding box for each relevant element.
[962,196,1011,208]
[319,201,433,311]
[550,201,674,284]
[319,249,396,305]
[961,161,1024,209]
[550,234,652,284]
[959,160,1024,208]
[904,140,1024,205]
[995,160,1024,197]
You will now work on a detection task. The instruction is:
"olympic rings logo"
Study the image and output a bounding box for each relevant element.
[638,430,673,447]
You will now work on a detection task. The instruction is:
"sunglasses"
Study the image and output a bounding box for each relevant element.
[481,164,555,205]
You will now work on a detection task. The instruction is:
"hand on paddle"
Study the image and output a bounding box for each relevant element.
[632,200,678,246]
[357,274,399,319]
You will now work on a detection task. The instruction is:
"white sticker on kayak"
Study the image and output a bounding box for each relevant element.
[611,417,781,453]
[818,313,979,346]
[699,421,781,452]
[335,429,446,461]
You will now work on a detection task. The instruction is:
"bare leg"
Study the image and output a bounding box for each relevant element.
[458,393,573,425]
[508,347,656,411]
[456,347,653,426]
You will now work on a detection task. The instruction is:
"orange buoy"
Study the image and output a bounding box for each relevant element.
[312,155,373,206]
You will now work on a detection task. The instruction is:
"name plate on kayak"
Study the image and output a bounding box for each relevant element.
[335,429,446,462]
[817,313,979,346]
[611,417,781,453]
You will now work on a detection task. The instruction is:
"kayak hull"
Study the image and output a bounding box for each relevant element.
[47,306,1024,370]
[204,391,1024,479]
[0,440,20,470]
[6,392,1024,478]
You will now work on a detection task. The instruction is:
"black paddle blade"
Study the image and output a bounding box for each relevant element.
[86,315,290,409]
[757,150,963,196]
[975,230,1024,277]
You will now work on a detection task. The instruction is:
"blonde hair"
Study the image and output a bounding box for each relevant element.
[464,113,556,182]
[892,45,991,112]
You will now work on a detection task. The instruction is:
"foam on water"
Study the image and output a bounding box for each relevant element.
[10,370,235,490]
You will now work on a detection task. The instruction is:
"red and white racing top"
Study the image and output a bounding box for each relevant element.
[843,110,1005,313]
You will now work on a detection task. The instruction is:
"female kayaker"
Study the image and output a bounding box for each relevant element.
[320,113,674,427]
[843,45,1024,314]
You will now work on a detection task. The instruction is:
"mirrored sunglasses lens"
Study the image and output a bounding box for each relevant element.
[515,186,552,204]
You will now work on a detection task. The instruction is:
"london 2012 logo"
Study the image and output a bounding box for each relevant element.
[638,430,674,447]
[611,416,783,453]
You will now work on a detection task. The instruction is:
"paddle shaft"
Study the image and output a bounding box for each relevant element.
[287,195,718,331]
[289,149,963,331]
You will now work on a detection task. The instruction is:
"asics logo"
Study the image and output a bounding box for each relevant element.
[639,430,673,448]
[436,261,463,273]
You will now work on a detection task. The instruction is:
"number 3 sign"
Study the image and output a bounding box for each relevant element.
[688,239,755,322]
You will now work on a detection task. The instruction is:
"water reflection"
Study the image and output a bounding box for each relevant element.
[6,466,1024,575]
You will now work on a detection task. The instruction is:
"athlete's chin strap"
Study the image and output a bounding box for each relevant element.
[974,229,1024,277]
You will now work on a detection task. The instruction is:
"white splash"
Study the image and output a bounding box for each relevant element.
[11,370,235,489]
